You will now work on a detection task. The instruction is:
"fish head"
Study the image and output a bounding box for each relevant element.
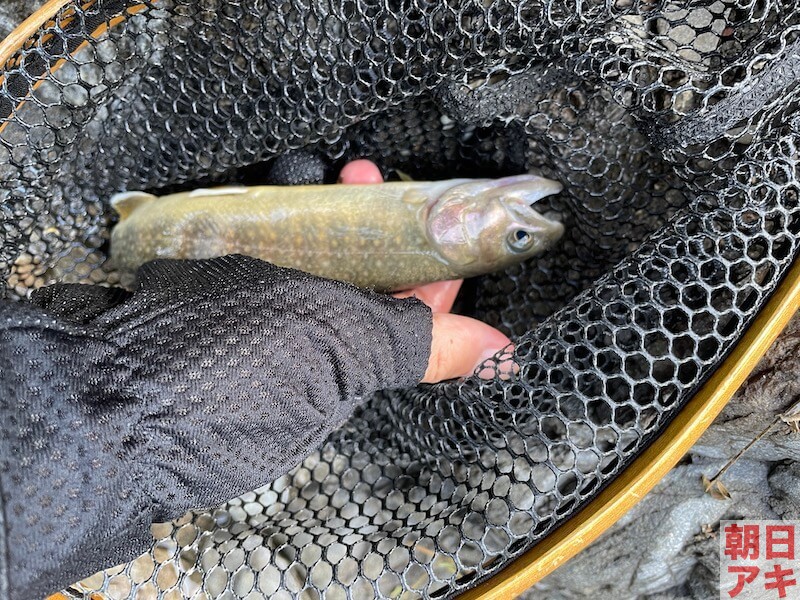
[424,175,565,273]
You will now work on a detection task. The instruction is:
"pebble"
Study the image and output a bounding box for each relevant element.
[13,252,33,266]
[89,269,106,283]
[29,242,47,257]
[74,263,92,278]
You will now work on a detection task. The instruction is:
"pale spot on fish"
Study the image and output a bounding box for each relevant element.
[402,190,428,205]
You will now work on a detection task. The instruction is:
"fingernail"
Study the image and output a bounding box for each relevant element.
[475,344,518,380]
[473,346,503,379]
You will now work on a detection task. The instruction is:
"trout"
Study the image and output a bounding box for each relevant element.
[110,175,564,291]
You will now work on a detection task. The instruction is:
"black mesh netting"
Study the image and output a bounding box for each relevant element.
[1,0,799,597]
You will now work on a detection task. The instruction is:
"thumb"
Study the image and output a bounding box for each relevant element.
[422,313,513,383]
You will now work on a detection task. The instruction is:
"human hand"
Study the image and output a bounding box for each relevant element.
[1,252,439,599]
[0,160,515,600]
[338,159,513,383]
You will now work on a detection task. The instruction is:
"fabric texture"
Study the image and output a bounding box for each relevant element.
[0,254,431,600]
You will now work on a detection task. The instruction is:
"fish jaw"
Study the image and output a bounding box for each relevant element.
[424,174,565,274]
[482,174,564,205]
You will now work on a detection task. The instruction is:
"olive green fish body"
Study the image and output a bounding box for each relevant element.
[111,176,564,291]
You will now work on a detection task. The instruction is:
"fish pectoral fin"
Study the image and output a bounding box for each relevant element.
[111,191,158,220]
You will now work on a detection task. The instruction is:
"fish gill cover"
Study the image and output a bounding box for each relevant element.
[0,0,798,597]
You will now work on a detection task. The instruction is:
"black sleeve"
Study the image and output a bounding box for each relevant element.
[0,254,432,600]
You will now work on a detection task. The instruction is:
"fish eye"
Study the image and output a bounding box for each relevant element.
[507,230,535,252]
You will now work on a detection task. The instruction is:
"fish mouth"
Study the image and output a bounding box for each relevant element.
[483,175,565,249]
[483,174,564,206]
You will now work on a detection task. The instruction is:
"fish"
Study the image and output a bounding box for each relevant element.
[109,175,565,292]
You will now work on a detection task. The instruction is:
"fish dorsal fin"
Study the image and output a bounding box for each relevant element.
[110,191,157,220]
[394,169,415,182]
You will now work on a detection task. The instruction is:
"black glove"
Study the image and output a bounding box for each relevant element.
[0,254,431,600]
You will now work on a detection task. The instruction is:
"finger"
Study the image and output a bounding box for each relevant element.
[337,161,511,382]
[338,159,383,184]
[392,279,463,313]
[475,345,519,381]
[422,313,513,383]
